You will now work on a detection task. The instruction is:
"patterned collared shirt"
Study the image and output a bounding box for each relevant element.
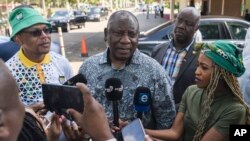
[162,39,194,84]
[6,50,73,105]
[79,49,176,129]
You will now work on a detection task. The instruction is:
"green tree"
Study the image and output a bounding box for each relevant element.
[88,0,99,5]
[68,0,77,4]
[144,0,155,4]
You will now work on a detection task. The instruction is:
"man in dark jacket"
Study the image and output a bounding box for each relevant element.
[0,41,19,62]
[151,7,200,109]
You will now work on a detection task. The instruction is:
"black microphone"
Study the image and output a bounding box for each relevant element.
[105,78,123,127]
[63,73,87,85]
[134,87,152,119]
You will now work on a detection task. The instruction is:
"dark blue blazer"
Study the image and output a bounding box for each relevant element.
[0,41,20,62]
[151,41,199,104]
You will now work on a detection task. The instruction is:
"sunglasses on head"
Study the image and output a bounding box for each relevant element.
[23,27,52,37]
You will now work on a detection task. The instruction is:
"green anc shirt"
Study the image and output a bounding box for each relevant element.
[6,50,73,105]
[179,85,247,141]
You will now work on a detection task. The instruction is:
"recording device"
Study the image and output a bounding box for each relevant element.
[63,73,87,85]
[105,78,123,127]
[42,83,83,120]
[121,118,146,141]
[134,87,152,119]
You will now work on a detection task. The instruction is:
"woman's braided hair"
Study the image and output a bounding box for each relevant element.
[192,43,250,141]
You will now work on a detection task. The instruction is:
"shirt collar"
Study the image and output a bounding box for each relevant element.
[99,48,141,66]
[170,38,195,52]
[18,49,51,68]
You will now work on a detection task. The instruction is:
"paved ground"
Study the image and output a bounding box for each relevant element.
[70,9,168,75]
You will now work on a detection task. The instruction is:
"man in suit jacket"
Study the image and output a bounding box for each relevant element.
[152,7,200,109]
[0,41,19,62]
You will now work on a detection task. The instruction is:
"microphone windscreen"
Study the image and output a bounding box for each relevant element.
[105,78,123,101]
[63,73,87,85]
[134,87,152,112]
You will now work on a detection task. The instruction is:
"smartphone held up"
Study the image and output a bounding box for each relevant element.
[42,83,84,120]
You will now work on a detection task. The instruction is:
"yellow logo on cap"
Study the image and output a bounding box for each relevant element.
[16,12,23,20]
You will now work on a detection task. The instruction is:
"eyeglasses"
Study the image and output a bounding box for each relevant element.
[23,28,52,37]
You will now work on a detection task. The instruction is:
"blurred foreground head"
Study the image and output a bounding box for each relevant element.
[0,59,25,141]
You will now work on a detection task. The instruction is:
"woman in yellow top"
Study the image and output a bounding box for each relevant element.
[146,40,250,141]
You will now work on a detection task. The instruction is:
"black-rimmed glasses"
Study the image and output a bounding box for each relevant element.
[23,28,52,37]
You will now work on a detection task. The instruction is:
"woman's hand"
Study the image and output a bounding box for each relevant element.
[66,83,114,141]
[111,119,129,133]
[46,113,62,141]
[60,115,85,141]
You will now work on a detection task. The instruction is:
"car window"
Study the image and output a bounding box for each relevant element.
[74,11,82,16]
[52,11,69,17]
[227,22,249,40]
[144,20,174,36]
[199,23,222,40]
[89,7,101,14]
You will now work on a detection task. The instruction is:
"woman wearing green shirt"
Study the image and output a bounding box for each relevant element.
[146,40,250,141]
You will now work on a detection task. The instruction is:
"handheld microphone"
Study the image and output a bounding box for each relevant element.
[63,73,87,85]
[134,87,152,119]
[105,78,123,127]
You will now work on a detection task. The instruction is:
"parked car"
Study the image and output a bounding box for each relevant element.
[138,16,250,56]
[0,36,61,62]
[87,7,109,22]
[135,3,146,12]
[48,10,87,32]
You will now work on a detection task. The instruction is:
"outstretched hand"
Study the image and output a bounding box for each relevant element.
[67,83,114,141]
[60,115,85,141]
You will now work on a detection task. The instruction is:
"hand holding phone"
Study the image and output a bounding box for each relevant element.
[121,118,146,141]
[42,84,84,120]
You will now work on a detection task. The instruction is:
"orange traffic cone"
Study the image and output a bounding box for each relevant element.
[81,37,88,57]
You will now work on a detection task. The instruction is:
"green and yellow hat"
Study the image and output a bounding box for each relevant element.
[8,7,51,41]
[200,40,245,77]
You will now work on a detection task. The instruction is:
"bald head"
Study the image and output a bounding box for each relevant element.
[173,7,201,45]
[178,7,201,26]
[107,10,139,32]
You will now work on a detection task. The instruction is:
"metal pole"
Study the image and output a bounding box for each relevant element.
[5,0,10,36]
[116,0,118,9]
[76,0,80,9]
[170,0,175,20]
[241,0,245,16]
[110,0,113,11]
[58,27,66,57]
[119,0,122,8]
[221,0,225,15]
[209,0,211,14]
[41,0,46,16]
[5,0,8,17]
[66,0,70,10]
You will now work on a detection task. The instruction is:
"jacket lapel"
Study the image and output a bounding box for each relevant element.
[175,44,196,82]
